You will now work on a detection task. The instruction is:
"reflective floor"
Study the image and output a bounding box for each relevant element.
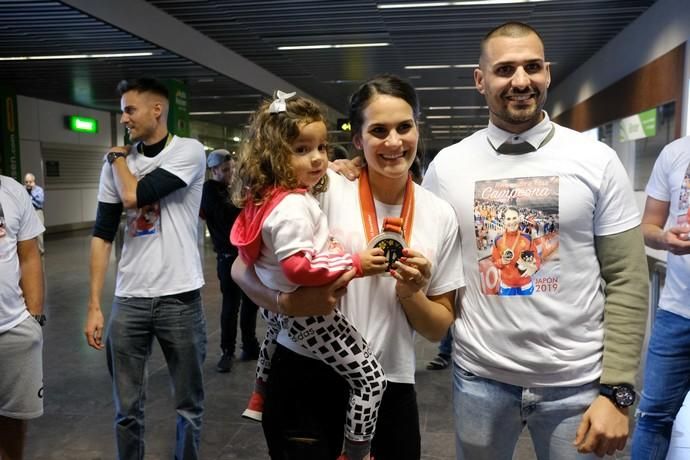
[24,230,631,459]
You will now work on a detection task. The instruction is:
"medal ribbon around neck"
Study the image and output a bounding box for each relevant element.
[358,166,415,244]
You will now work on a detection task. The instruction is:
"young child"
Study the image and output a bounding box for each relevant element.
[230,91,388,460]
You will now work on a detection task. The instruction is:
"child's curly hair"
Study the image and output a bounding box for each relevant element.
[231,94,329,207]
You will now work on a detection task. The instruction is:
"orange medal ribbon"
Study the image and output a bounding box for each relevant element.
[358,167,415,244]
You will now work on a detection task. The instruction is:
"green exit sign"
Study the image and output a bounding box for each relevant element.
[67,116,98,133]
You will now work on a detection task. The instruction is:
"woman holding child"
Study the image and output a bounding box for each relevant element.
[232,74,464,460]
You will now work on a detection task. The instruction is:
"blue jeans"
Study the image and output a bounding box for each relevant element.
[632,308,690,459]
[106,290,207,460]
[453,364,597,460]
[439,328,452,357]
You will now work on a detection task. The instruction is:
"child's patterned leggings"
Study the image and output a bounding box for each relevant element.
[256,307,386,442]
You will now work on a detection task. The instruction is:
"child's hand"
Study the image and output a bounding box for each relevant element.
[390,248,431,299]
[357,248,388,276]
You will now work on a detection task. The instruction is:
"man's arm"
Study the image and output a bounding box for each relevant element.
[108,147,186,209]
[575,225,649,456]
[642,196,690,254]
[597,226,649,385]
[85,236,112,350]
[109,147,139,209]
[17,238,44,316]
[33,186,45,209]
[231,255,355,317]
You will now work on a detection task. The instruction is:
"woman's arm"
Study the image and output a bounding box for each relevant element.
[398,289,456,342]
[390,247,458,341]
[231,255,356,317]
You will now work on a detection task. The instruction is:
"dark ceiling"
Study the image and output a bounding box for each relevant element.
[0,0,659,151]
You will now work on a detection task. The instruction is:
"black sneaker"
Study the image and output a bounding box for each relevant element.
[216,351,233,373]
[426,353,450,371]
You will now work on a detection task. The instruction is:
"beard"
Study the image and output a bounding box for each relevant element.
[126,127,141,142]
[494,87,547,127]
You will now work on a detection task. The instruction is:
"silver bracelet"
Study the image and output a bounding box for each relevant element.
[275,291,284,314]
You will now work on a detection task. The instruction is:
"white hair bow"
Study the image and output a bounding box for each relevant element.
[268,90,296,113]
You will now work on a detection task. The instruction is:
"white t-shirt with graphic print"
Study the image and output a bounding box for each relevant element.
[0,175,44,332]
[646,135,690,319]
[423,117,640,387]
[97,135,206,297]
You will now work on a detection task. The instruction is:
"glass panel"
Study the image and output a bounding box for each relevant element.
[632,102,675,190]
[590,102,676,191]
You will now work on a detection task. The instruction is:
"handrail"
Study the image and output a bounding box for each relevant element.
[649,260,667,330]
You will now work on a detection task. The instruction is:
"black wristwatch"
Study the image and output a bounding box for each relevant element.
[107,151,127,165]
[600,383,635,408]
[32,314,47,327]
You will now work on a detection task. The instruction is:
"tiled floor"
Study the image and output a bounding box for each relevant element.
[24,230,631,459]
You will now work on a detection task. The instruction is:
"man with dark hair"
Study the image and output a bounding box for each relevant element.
[423,22,648,459]
[0,174,44,460]
[200,149,259,373]
[116,77,170,101]
[84,77,207,460]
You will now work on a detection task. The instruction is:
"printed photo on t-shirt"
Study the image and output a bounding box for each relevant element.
[126,202,161,237]
[676,163,690,226]
[474,176,560,296]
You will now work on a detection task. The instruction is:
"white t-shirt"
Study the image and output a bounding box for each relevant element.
[275,169,465,384]
[255,192,334,293]
[97,135,206,297]
[423,117,640,387]
[646,135,690,319]
[0,175,44,332]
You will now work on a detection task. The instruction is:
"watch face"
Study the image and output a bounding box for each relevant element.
[615,386,636,407]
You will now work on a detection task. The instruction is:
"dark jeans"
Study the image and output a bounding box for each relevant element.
[262,345,421,460]
[217,253,259,354]
[106,290,207,460]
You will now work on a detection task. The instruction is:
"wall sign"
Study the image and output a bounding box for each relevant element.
[619,108,657,142]
[67,115,98,134]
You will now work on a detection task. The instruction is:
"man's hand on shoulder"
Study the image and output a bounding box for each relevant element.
[329,155,364,181]
[574,395,629,457]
